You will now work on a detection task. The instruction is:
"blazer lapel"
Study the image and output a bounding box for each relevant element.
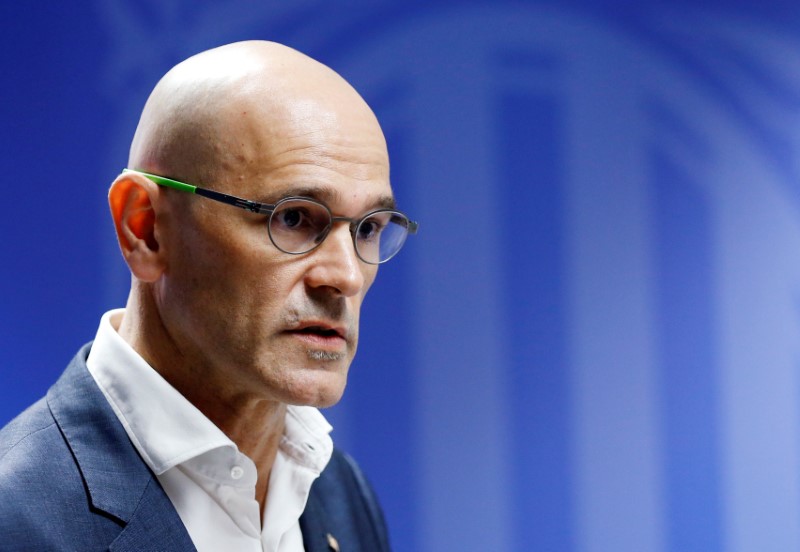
[109,477,196,551]
[300,489,337,552]
[47,344,196,552]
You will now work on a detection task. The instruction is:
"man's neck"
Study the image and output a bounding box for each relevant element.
[117,289,288,515]
[201,395,286,514]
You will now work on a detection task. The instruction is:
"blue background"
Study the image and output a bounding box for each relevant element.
[4,2,800,551]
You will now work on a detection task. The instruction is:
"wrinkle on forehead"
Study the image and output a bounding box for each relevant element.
[258,184,396,212]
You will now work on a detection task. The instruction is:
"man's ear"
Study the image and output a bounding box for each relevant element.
[108,172,166,282]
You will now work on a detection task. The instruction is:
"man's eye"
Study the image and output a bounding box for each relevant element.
[276,208,306,229]
[358,218,385,241]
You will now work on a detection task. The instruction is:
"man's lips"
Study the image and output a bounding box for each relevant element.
[284,322,348,347]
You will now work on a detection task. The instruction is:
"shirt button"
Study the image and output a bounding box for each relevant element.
[230,466,244,480]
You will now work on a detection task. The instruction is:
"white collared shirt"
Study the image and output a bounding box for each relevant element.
[85,309,334,552]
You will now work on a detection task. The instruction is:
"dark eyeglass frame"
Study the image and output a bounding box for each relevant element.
[122,169,418,264]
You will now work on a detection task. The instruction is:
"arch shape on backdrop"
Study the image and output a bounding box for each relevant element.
[85,3,800,551]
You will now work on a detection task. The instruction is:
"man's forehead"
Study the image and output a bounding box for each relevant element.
[253,182,396,212]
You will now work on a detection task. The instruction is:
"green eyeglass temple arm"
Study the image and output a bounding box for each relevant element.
[122,169,275,215]
[122,168,419,234]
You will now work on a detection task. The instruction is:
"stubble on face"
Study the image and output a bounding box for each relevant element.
[307,350,345,362]
[281,298,358,363]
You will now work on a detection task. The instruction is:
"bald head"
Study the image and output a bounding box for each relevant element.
[129,40,387,189]
[111,40,396,412]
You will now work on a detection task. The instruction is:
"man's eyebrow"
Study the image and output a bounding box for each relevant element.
[260,185,397,210]
[373,195,397,210]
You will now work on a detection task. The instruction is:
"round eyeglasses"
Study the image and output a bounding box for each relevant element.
[123,169,419,264]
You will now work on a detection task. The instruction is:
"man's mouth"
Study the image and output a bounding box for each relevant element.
[292,326,342,338]
[285,323,348,351]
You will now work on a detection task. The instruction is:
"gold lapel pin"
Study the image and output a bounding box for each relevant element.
[326,533,340,551]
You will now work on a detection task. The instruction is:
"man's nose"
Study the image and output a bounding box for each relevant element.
[304,225,366,296]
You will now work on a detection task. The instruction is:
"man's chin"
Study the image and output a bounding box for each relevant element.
[287,385,346,409]
[282,366,349,408]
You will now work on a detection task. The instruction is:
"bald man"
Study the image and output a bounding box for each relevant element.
[0,41,416,551]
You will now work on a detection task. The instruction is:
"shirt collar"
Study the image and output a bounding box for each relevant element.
[86,309,333,476]
[86,309,232,474]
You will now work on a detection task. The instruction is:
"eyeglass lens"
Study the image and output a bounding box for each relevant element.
[268,198,410,264]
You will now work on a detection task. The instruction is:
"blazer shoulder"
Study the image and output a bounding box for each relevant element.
[0,396,109,549]
[0,396,56,461]
[0,345,154,550]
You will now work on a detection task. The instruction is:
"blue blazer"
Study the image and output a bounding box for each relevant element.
[0,344,391,551]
